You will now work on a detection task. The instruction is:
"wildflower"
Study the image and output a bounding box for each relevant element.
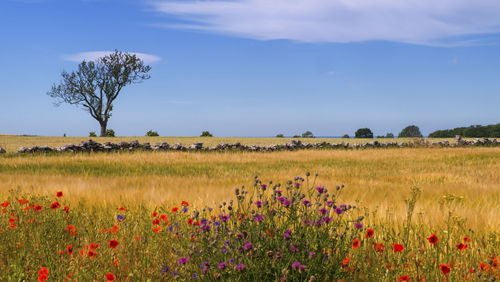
[427,234,439,246]
[283,229,292,239]
[253,215,265,222]
[242,242,253,251]
[106,273,116,281]
[440,264,451,275]
[302,200,311,206]
[398,275,410,281]
[354,222,363,229]
[289,245,299,252]
[178,257,190,265]
[456,243,468,250]
[152,211,159,217]
[319,208,328,215]
[110,225,119,233]
[463,237,471,242]
[374,243,385,253]
[152,226,162,233]
[309,251,316,256]
[67,245,73,255]
[63,206,70,213]
[255,201,263,208]
[366,229,374,238]
[117,215,125,222]
[235,264,246,271]
[171,207,179,212]
[89,243,100,249]
[109,239,119,249]
[291,261,306,271]
[341,257,350,268]
[88,249,97,258]
[1,201,10,208]
[56,191,63,197]
[65,225,76,235]
[34,205,43,211]
[335,207,344,215]
[182,207,188,213]
[117,206,127,211]
[315,186,326,194]
[38,267,49,282]
[218,262,227,270]
[393,244,405,252]
[50,201,61,209]
[160,214,168,222]
[352,238,361,249]
[181,201,189,206]
[152,218,160,225]
[18,199,29,205]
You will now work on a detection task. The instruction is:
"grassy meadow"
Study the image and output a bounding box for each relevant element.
[0,136,498,280]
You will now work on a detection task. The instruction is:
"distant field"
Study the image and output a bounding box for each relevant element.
[1,143,498,232]
[0,135,455,152]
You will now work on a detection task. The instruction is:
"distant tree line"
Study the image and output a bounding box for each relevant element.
[429,124,500,138]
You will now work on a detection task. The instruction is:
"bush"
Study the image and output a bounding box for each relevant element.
[105,129,115,137]
[301,131,315,138]
[200,131,213,137]
[276,134,285,138]
[342,134,350,138]
[399,125,423,138]
[292,135,301,138]
[146,130,159,137]
[89,132,97,137]
[385,132,395,138]
[354,128,373,138]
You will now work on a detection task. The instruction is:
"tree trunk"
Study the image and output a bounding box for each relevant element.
[99,120,107,137]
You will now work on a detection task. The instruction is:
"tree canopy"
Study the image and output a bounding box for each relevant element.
[398,125,423,138]
[355,128,373,138]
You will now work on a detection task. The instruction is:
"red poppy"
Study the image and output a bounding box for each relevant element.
[88,249,97,258]
[427,234,439,246]
[393,244,405,252]
[50,201,61,209]
[109,239,119,249]
[65,225,76,235]
[463,237,471,242]
[181,201,189,206]
[106,273,116,281]
[152,226,162,233]
[187,218,194,225]
[56,191,63,197]
[152,218,160,225]
[374,243,385,253]
[440,264,451,275]
[160,214,168,222]
[352,238,361,249]
[67,245,73,255]
[341,257,350,268]
[398,275,410,281]
[38,267,49,275]
[110,225,119,233]
[171,207,179,212]
[18,199,29,205]
[365,229,374,238]
[152,211,158,217]
[34,205,43,211]
[89,243,100,249]
[38,267,49,282]
[1,201,10,208]
[456,243,468,250]
[479,263,490,272]
[117,206,127,211]
[63,206,70,213]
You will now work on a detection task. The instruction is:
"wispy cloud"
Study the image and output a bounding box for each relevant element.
[152,0,500,46]
[63,51,162,64]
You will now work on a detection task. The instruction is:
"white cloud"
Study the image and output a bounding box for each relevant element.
[152,0,500,46]
[63,51,162,64]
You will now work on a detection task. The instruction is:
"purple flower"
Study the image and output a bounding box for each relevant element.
[178,257,190,265]
[182,207,188,213]
[116,215,125,222]
[354,222,364,229]
[235,264,246,271]
[160,265,170,274]
[253,214,265,222]
[255,201,263,208]
[218,262,227,270]
[242,242,253,251]
[326,200,334,207]
[219,214,230,222]
[274,190,282,196]
[309,251,316,256]
[260,184,268,189]
[201,224,211,232]
[291,261,306,270]
[319,208,328,215]
[315,186,326,194]
[294,182,302,187]
[302,200,311,206]
[335,207,344,215]
[322,216,333,223]
[289,245,299,252]
[192,273,197,279]
[303,219,312,226]
[283,229,292,239]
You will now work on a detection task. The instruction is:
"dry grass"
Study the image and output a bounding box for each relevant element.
[1,145,499,232]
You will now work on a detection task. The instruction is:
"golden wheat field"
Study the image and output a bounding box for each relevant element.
[0,136,499,233]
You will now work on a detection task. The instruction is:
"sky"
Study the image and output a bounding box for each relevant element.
[1,0,500,137]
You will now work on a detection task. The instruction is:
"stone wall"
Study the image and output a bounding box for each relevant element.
[3,136,498,154]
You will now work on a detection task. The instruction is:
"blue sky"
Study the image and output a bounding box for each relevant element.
[1,0,499,137]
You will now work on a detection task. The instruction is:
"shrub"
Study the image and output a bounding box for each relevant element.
[292,135,301,138]
[354,128,373,138]
[385,132,395,138]
[105,129,115,137]
[399,125,423,138]
[200,131,213,137]
[146,130,159,137]
[276,134,285,138]
[342,134,350,138]
[89,132,97,137]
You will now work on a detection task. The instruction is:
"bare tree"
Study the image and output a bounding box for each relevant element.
[48,51,151,136]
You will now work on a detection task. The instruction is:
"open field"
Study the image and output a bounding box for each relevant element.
[0,137,499,280]
[1,142,499,231]
[0,135,456,153]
